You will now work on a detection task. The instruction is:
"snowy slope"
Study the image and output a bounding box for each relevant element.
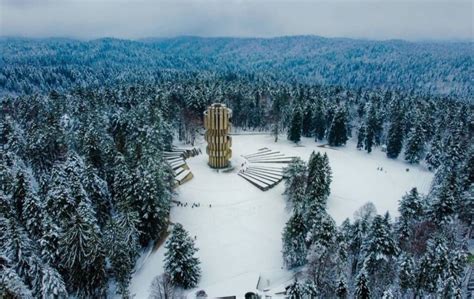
[129,134,433,298]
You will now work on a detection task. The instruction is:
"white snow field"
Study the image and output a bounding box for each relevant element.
[129,134,434,298]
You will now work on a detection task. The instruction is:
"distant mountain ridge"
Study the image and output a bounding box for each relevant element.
[1,36,472,99]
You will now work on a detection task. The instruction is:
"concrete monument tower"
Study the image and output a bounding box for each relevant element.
[204,103,232,168]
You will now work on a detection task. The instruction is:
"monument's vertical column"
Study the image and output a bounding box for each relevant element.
[204,103,232,168]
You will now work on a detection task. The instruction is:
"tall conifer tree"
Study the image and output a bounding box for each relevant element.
[164,223,201,289]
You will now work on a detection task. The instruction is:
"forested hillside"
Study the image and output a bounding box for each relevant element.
[1,36,473,298]
[1,36,473,99]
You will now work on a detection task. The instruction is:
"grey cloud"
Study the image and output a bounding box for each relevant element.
[0,0,472,40]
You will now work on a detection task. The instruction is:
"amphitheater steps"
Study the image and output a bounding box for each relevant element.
[238,172,272,191]
[250,158,295,164]
[241,171,278,185]
[244,168,282,181]
[164,147,200,186]
[238,148,292,191]
[245,152,284,159]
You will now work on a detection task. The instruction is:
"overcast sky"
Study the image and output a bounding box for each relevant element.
[0,0,472,41]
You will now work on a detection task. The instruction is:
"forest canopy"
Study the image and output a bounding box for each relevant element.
[1,36,473,298]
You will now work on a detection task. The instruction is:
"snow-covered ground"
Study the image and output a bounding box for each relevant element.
[129,134,434,298]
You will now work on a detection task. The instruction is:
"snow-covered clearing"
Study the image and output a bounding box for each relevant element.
[129,134,433,298]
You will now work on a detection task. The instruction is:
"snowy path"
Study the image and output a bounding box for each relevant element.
[129,135,433,298]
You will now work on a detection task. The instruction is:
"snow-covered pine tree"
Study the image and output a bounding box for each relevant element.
[0,263,34,299]
[354,271,370,299]
[361,215,398,296]
[288,106,303,143]
[327,106,348,146]
[305,239,340,296]
[458,185,473,226]
[112,153,134,210]
[437,276,461,298]
[425,126,443,169]
[339,218,352,242]
[398,253,415,295]
[12,170,27,223]
[399,188,424,223]
[164,223,201,289]
[1,116,27,158]
[321,153,332,196]
[58,200,106,297]
[302,103,314,137]
[305,151,332,208]
[83,165,111,228]
[41,265,67,298]
[22,195,42,239]
[373,108,384,146]
[283,158,308,212]
[249,91,265,129]
[272,122,279,142]
[39,214,61,267]
[270,92,285,142]
[382,211,392,228]
[0,156,15,204]
[343,104,353,139]
[115,210,141,259]
[356,124,366,150]
[414,251,436,295]
[2,215,43,296]
[398,187,425,243]
[429,171,458,226]
[81,120,106,171]
[381,289,395,299]
[325,103,336,138]
[386,111,404,159]
[112,154,164,245]
[458,149,473,192]
[363,103,379,154]
[285,278,306,299]
[414,236,466,295]
[335,276,348,298]
[347,211,373,276]
[365,129,374,153]
[404,120,425,164]
[304,280,319,297]
[44,163,75,228]
[15,169,43,238]
[305,211,336,248]
[444,249,467,292]
[104,212,139,297]
[115,111,173,243]
[306,151,322,196]
[443,126,467,169]
[313,99,326,141]
[282,212,307,268]
[26,98,67,171]
[132,161,170,245]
